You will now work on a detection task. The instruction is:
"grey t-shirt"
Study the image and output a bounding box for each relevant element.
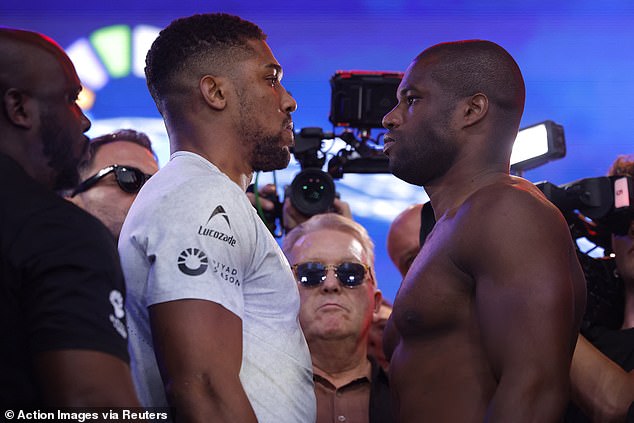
[119,151,316,422]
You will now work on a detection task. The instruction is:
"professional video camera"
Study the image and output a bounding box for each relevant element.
[538,174,634,248]
[537,175,634,330]
[253,70,402,234]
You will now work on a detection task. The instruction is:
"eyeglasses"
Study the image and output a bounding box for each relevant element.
[291,261,370,288]
[71,164,152,197]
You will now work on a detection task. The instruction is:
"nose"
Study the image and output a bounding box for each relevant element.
[382,106,399,130]
[81,109,91,133]
[320,268,341,293]
[282,88,298,114]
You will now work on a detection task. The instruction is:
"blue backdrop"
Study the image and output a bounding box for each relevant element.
[3,1,634,301]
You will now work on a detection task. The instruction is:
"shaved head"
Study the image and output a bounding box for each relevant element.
[0,29,76,94]
[387,204,423,277]
[416,40,525,134]
[0,28,90,189]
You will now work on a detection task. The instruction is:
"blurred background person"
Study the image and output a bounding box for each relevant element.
[66,129,158,241]
[0,28,138,407]
[367,298,392,372]
[386,203,423,278]
[283,213,394,423]
[568,154,634,423]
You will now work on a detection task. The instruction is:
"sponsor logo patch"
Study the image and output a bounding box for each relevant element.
[109,290,127,339]
[207,205,231,228]
[210,259,241,286]
[198,205,237,247]
[178,248,209,276]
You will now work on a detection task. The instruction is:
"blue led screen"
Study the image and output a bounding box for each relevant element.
[3,1,634,301]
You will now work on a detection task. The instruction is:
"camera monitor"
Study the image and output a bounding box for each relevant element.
[329,70,403,129]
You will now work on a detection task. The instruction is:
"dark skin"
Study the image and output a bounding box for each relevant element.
[388,206,634,422]
[149,39,296,422]
[150,300,256,422]
[382,42,586,422]
[0,29,139,407]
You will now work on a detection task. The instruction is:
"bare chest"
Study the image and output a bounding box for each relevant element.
[392,223,475,340]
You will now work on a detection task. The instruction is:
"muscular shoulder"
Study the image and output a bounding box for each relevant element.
[452,177,573,271]
[459,177,565,231]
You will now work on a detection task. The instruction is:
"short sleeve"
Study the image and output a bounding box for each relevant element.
[16,207,129,362]
[138,178,254,320]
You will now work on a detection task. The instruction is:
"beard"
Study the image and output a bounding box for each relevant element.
[389,122,459,187]
[236,91,292,172]
[39,109,87,190]
[390,138,458,187]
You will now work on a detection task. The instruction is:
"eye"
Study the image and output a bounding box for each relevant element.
[406,96,419,106]
[67,90,81,104]
[266,76,280,87]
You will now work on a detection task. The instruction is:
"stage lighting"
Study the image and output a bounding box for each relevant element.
[510,120,566,173]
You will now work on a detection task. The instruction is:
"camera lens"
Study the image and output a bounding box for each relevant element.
[289,168,336,216]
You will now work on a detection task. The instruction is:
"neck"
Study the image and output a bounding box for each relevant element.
[167,124,253,191]
[309,336,371,389]
[622,278,634,329]
[426,158,510,218]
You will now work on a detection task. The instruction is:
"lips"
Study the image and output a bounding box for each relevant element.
[283,119,295,146]
[383,134,396,155]
[283,118,294,132]
[318,302,346,312]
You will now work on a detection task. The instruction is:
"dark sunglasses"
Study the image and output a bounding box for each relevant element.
[292,261,370,288]
[71,164,152,197]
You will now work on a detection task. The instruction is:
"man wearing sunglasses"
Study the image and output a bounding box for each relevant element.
[118,13,315,423]
[0,28,139,407]
[66,129,158,241]
[283,213,394,423]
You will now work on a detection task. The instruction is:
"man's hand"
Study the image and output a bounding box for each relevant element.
[248,183,353,233]
[246,183,278,213]
[283,197,352,232]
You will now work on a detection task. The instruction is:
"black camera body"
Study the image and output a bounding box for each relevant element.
[538,175,634,331]
[287,127,337,216]
[285,71,403,217]
[538,175,634,243]
[252,71,402,233]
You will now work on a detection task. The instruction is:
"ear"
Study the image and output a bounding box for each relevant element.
[461,92,488,128]
[3,88,34,129]
[371,289,383,322]
[199,75,227,111]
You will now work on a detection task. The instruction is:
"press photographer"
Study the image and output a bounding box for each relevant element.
[537,165,634,332]
[544,155,634,423]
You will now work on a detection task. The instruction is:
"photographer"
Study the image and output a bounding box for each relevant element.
[567,154,634,423]
[247,182,352,233]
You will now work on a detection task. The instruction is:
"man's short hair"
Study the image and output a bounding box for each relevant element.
[283,213,376,283]
[608,154,634,177]
[78,129,156,173]
[417,40,525,118]
[145,13,266,113]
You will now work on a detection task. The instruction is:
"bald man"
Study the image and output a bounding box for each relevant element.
[0,28,138,407]
[386,204,423,277]
[382,40,586,422]
[386,203,634,422]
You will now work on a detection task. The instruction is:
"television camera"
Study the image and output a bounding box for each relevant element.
[537,174,634,330]
[253,70,402,234]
